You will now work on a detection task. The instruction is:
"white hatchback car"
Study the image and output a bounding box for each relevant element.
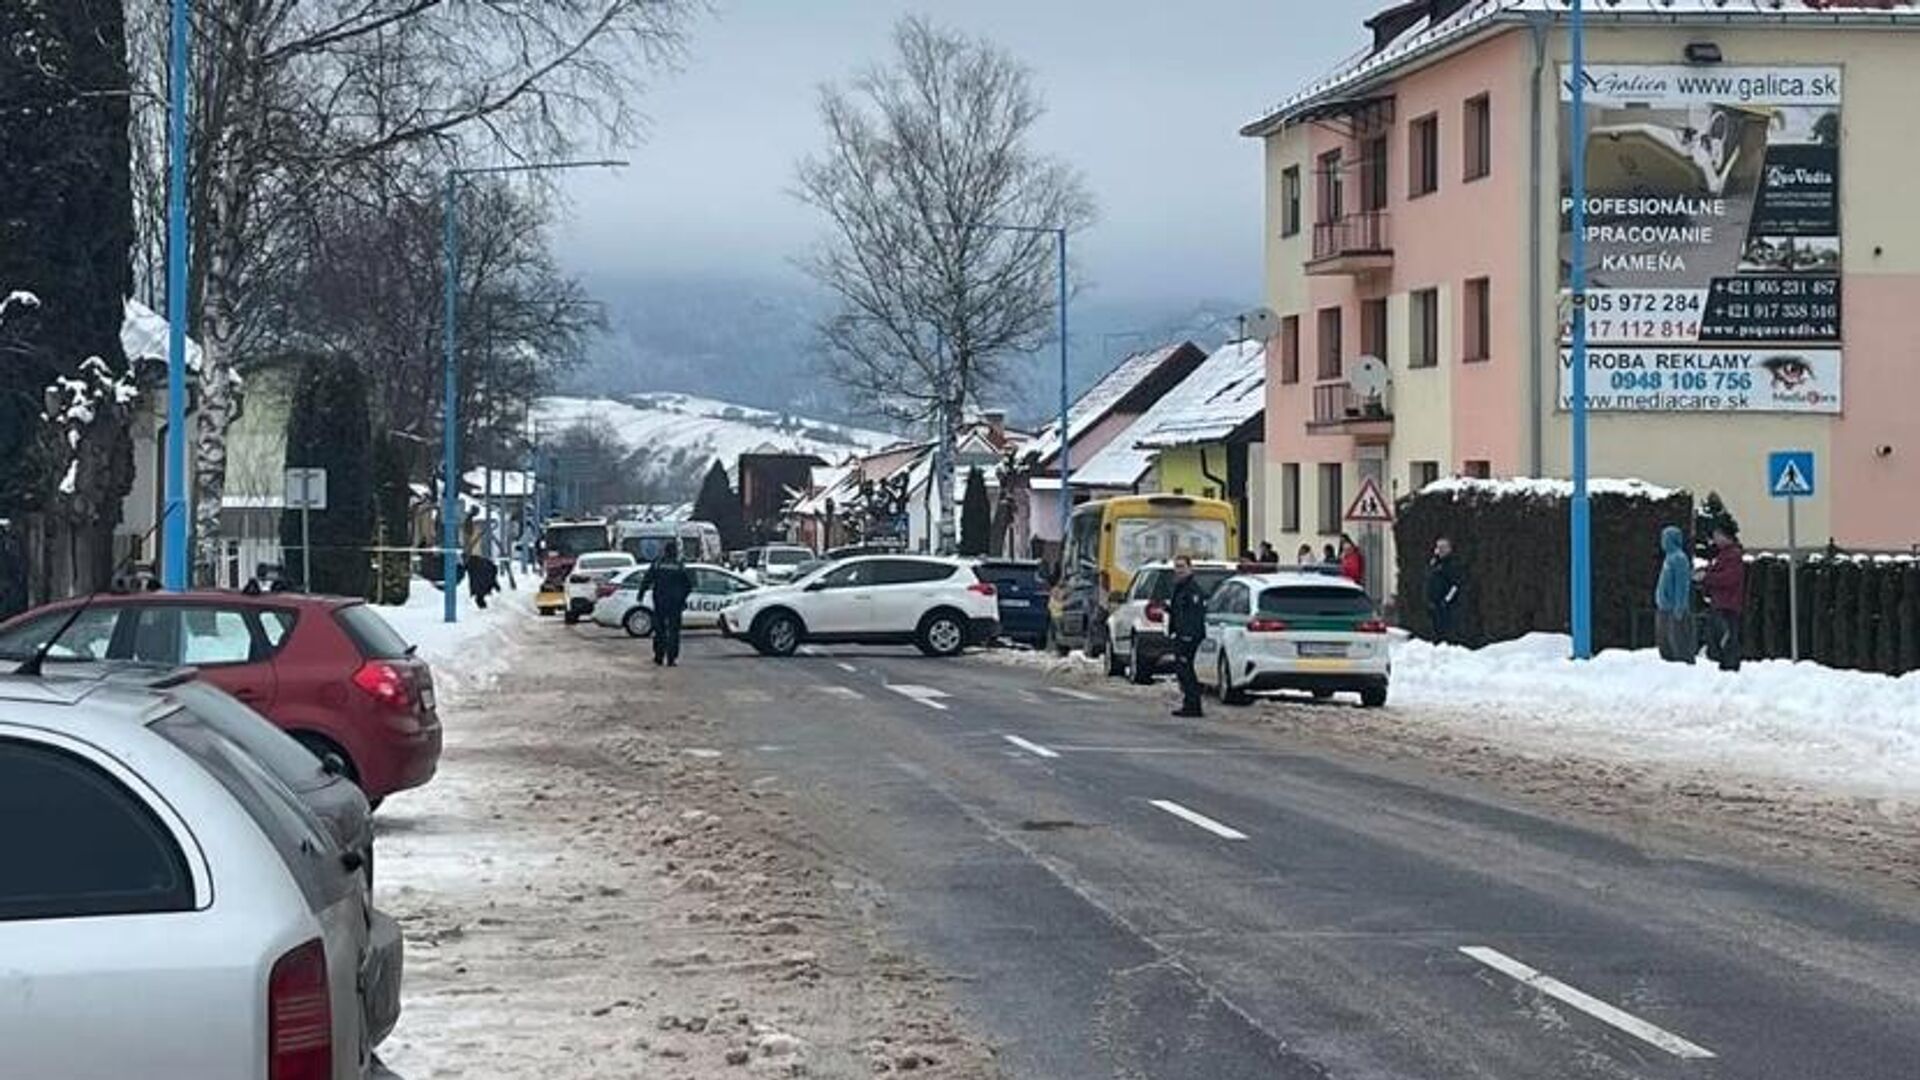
[1104,561,1237,683]
[1197,572,1392,707]
[564,550,638,623]
[592,562,760,638]
[0,673,389,1078]
[719,555,1000,657]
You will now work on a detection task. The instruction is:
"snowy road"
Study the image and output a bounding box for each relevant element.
[514,625,1920,1080]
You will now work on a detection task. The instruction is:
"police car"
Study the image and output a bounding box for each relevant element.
[591,562,760,638]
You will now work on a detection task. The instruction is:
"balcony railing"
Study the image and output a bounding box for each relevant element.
[1307,211,1392,275]
[1308,380,1392,441]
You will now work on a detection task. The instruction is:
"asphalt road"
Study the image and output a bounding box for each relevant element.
[568,625,1920,1079]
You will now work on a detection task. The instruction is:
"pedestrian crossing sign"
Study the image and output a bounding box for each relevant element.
[1767,450,1816,499]
[1344,476,1394,523]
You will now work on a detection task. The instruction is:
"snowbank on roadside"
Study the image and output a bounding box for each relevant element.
[374,576,536,693]
[1396,634,1920,799]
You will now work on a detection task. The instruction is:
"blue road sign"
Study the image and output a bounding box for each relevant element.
[1768,450,1816,499]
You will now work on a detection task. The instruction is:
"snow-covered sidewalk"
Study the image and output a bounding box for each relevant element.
[374,575,537,693]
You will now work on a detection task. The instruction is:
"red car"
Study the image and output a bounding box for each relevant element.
[0,591,440,804]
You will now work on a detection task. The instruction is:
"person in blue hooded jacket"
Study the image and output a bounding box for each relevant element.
[1654,525,1695,663]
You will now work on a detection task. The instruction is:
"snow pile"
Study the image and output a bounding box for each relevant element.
[375,575,536,692]
[1395,633,1920,798]
[1420,476,1678,500]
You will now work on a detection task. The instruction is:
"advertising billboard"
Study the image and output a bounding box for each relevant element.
[1559,65,1841,411]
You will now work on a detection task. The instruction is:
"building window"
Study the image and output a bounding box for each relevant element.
[1360,134,1388,212]
[1464,94,1491,181]
[1281,166,1301,237]
[1360,298,1388,362]
[1316,306,1343,380]
[1463,459,1491,479]
[1279,315,1300,384]
[1410,113,1440,198]
[1411,460,1440,492]
[1317,463,1344,534]
[1410,288,1440,368]
[1464,277,1491,362]
[1316,149,1343,224]
[1281,463,1301,532]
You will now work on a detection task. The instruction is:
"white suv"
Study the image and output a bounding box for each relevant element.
[719,555,1000,657]
[1197,572,1392,707]
[0,672,390,1078]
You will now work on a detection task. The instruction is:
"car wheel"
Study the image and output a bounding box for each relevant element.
[292,731,367,801]
[623,606,654,639]
[1086,622,1108,660]
[1217,656,1250,706]
[563,608,579,625]
[1129,637,1153,685]
[917,610,967,658]
[1105,636,1126,677]
[1360,685,1388,709]
[1046,621,1069,657]
[759,611,802,657]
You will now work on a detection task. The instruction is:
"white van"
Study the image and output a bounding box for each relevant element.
[616,520,723,564]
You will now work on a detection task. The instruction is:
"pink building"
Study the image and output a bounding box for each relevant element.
[1245,0,1920,593]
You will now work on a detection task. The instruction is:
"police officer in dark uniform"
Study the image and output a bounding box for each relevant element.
[636,541,694,666]
[1167,555,1208,718]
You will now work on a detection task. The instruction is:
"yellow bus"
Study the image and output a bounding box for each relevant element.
[1049,494,1239,654]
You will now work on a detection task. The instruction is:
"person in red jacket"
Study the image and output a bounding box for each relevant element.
[1338,533,1366,588]
[1696,525,1746,672]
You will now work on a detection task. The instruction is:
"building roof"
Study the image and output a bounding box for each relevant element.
[1241,0,1920,137]
[1023,342,1208,472]
[1071,340,1267,490]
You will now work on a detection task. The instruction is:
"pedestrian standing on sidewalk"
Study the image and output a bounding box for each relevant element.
[1696,525,1746,672]
[1338,533,1366,587]
[1653,524,1695,663]
[1425,537,1464,644]
[1297,543,1317,568]
[1167,555,1208,718]
[1258,541,1278,565]
[637,540,694,667]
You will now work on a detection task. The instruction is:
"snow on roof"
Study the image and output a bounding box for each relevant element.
[792,464,858,516]
[121,298,203,373]
[1071,340,1267,490]
[1421,476,1680,501]
[1242,0,1920,136]
[463,467,533,498]
[1024,343,1198,469]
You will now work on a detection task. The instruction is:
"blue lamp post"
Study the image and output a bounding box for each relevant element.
[162,0,190,588]
[1568,0,1593,658]
[441,159,625,623]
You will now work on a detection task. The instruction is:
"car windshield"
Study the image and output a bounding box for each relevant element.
[1111,518,1230,573]
[766,549,809,565]
[1258,585,1374,617]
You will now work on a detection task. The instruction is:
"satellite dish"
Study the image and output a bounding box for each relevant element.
[1235,306,1282,343]
[1350,355,1390,404]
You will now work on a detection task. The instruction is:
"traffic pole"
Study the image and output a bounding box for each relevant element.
[1568,0,1594,659]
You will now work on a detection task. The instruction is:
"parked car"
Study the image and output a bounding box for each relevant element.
[1105,561,1238,682]
[719,555,999,658]
[592,562,759,638]
[0,592,442,805]
[563,550,637,623]
[972,559,1051,647]
[1048,494,1238,657]
[0,670,399,1077]
[745,544,815,586]
[1196,571,1391,707]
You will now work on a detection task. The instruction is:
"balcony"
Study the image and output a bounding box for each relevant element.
[1307,211,1392,276]
[1307,380,1392,443]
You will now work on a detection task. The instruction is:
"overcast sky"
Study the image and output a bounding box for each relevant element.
[555,0,1383,305]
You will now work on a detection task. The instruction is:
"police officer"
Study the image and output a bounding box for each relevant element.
[636,540,694,666]
[1167,555,1208,718]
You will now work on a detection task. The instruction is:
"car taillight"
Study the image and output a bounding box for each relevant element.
[1247,617,1290,633]
[352,660,414,711]
[1357,618,1389,634]
[268,938,332,1080]
[595,581,618,598]
[968,581,997,597]
[568,573,589,584]
[1145,601,1166,623]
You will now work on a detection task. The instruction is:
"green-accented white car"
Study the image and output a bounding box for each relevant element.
[1196,571,1391,708]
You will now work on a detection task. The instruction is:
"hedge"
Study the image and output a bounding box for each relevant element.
[1741,553,1918,675]
[1393,478,1693,650]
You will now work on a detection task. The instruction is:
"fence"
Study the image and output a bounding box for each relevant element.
[1737,551,1919,675]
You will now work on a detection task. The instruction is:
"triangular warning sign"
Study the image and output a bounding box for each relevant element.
[1344,476,1394,523]
[1773,460,1812,496]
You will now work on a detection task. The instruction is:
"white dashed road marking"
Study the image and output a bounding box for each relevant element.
[886,684,950,711]
[1047,687,1105,703]
[1002,735,1060,759]
[835,662,858,673]
[1148,799,1248,841]
[811,685,863,699]
[1459,946,1716,1060]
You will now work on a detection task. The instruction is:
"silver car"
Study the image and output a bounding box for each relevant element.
[0,671,395,1077]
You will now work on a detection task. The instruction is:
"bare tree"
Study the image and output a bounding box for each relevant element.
[125,0,696,583]
[795,17,1094,429]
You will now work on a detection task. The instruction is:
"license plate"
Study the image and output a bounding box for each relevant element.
[1298,642,1348,658]
[999,598,1031,608]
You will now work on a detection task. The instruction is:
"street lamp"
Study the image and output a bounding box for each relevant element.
[441,159,625,623]
[162,0,190,589]
[968,222,1071,547]
[1568,0,1593,658]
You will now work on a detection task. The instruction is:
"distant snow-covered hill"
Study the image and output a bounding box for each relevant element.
[534,392,900,472]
